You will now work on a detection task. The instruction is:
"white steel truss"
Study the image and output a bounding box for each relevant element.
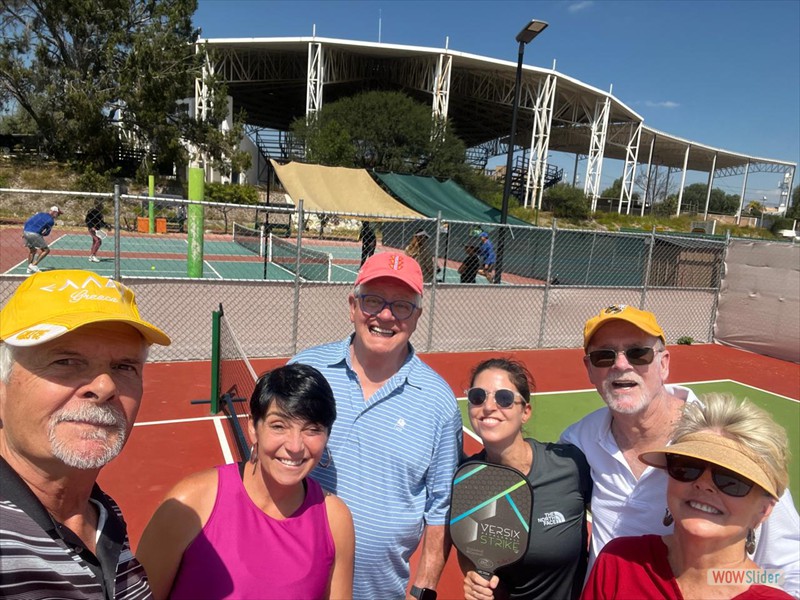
[640,134,656,217]
[584,96,611,210]
[194,47,213,122]
[432,53,452,121]
[523,73,556,209]
[702,153,718,219]
[306,42,323,116]
[676,145,691,216]
[735,160,751,224]
[619,121,642,214]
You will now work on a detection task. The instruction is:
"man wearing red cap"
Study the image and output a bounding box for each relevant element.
[561,305,799,597]
[0,269,170,599]
[290,253,462,600]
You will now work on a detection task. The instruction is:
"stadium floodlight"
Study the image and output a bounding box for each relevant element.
[496,19,549,284]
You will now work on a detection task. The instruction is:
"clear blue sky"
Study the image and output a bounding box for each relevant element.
[194,0,799,207]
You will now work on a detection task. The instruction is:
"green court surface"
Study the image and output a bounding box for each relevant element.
[10,232,472,282]
[8,233,363,281]
[459,380,800,509]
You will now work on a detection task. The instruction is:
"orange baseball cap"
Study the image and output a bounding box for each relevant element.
[583,305,665,350]
[355,252,423,295]
[1,270,170,347]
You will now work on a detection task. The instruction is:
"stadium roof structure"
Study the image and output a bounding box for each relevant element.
[197,36,796,215]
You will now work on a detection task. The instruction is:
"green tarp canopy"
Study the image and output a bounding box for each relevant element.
[373,172,531,227]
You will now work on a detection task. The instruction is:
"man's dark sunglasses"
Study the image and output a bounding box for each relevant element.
[466,387,525,409]
[357,294,417,320]
[587,346,657,368]
[665,454,755,498]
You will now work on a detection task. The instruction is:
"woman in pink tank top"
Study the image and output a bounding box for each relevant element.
[138,364,354,599]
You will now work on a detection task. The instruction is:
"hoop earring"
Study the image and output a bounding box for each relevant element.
[249,443,258,463]
[745,529,756,554]
[319,447,332,469]
[662,508,674,527]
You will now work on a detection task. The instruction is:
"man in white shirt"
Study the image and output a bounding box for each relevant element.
[561,305,800,597]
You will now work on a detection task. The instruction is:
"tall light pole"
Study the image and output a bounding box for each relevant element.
[495,19,548,284]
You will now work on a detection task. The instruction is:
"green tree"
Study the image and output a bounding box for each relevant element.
[544,183,590,220]
[678,184,738,215]
[652,196,678,217]
[205,182,259,233]
[787,185,800,220]
[290,91,467,178]
[745,200,765,216]
[600,177,623,200]
[601,176,639,206]
[0,0,244,174]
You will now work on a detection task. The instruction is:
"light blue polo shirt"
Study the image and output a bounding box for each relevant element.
[291,336,462,600]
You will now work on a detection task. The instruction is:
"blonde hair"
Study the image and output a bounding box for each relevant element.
[673,393,790,497]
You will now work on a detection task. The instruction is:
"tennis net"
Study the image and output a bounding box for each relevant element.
[211,304,258,461]
[268,233,333,281]
[233,222,266,257]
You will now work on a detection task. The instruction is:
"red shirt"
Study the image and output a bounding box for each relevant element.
[581,535,792,600]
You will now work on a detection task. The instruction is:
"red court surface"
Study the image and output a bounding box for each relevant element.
[96,344,799,600]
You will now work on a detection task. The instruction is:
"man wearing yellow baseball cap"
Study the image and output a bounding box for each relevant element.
[0,269,170,599]
[560,305,799,597]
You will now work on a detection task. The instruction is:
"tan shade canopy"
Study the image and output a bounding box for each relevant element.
[270,160,424,219]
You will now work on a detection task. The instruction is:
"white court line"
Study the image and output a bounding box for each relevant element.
[204,260,223,279]
[213,418,235,464]
[679,379,799,403]
[463,428,481,443]
[133,414,223,427]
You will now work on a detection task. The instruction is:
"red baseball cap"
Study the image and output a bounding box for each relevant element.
[355,252,423,295]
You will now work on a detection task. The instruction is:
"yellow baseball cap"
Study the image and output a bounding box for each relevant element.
[1,270,170,347]
[583,304,665,351]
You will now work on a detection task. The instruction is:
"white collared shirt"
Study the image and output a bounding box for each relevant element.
[561,384,800,598]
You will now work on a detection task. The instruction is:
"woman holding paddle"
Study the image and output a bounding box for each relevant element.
[581,393,793,599]
[460,358,592,600]
[85,201,107,263]
[137,364,355,599]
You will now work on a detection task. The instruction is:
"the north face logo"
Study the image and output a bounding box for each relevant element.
[538,511,566,526]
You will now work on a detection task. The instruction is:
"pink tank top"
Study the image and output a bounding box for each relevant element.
[169,463,335,600]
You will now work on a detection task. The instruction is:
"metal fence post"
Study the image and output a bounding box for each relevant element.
[708,230,731,342]
[639,226,656,309]
[537,219,558,348]
[114,184,121,281]
[425,213,443,352]
[291,199,304,355]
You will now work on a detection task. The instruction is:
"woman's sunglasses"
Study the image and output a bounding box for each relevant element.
[587,346,658,368]
[665,454,755,498]
[466,387,526,409]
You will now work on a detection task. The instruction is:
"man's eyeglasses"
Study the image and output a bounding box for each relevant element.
[665,454,755,498]
[586,346,659,368]
[357,294,417,320]
[466,387,526,409]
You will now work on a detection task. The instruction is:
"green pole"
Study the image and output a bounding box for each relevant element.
[148,175,155,233]
[187,167,205,278]
[209,306,221,414]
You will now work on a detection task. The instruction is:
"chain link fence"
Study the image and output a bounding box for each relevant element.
[1,186,728,362]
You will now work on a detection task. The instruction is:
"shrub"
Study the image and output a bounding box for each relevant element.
[676,336,694,345]
[544,184,590,220]
[770,217,795,235]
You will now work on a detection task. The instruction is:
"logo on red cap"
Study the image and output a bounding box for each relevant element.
[385,254,405,270]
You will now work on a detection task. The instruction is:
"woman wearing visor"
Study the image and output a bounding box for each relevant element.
[582,393,792,600]
[460,358,592,600]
